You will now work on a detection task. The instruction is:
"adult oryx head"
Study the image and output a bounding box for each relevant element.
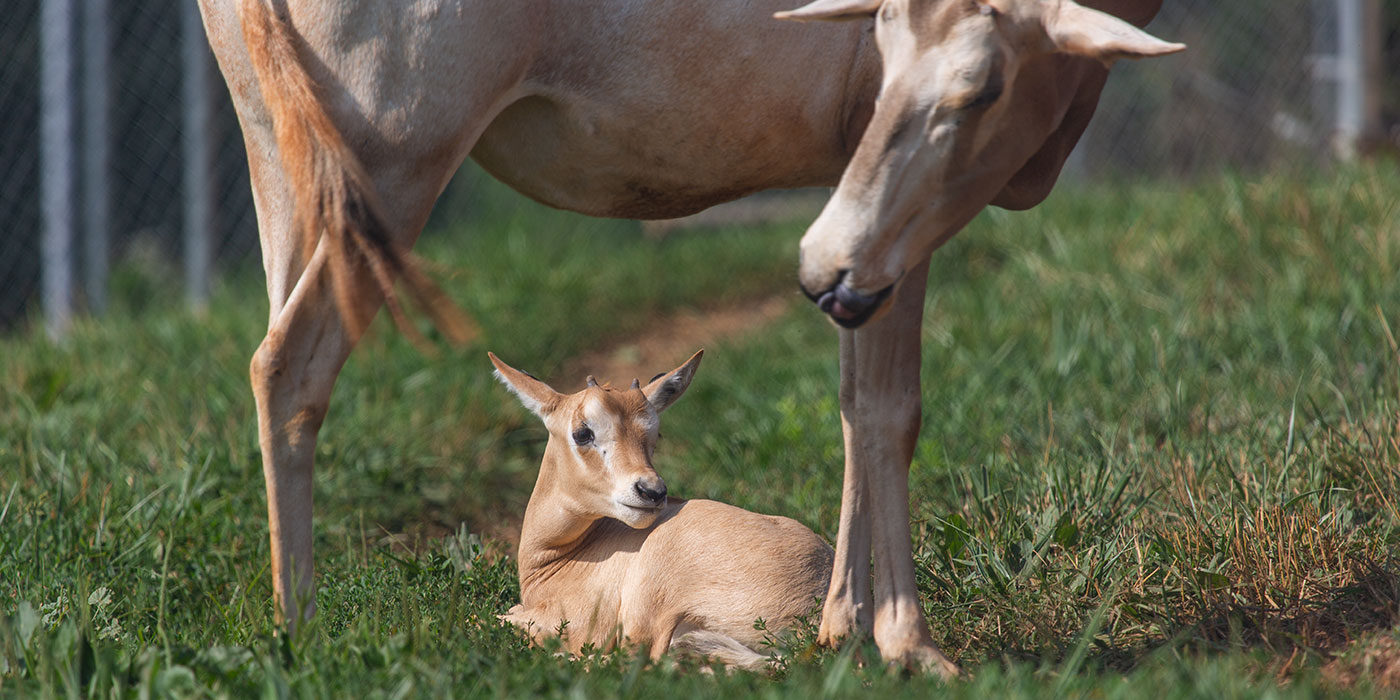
[777,0,1182,327]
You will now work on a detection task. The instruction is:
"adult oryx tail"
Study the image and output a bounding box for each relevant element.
[236,0,474,346]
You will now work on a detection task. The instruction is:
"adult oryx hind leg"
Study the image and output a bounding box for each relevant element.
[248,155,502,628]
[248,156,469,627]
[833,258,957,677]
[251,245,362,629]
[213,0,530,628]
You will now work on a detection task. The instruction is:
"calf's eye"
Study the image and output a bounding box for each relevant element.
[572,427,594,445]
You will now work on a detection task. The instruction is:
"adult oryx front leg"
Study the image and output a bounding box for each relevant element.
[789,0,1177,673]
[816,332,875,645]
[828,258,957,676]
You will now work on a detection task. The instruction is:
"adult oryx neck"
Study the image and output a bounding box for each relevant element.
[839,24,883,160]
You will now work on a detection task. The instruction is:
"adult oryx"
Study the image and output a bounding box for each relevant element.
[199,0,1179,673]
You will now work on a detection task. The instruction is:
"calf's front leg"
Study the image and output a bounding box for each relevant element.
[501,605,568,646]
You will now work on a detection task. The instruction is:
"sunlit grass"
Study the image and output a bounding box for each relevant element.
[2,162,1398,696]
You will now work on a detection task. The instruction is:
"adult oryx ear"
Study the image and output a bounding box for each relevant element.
[489,352,562,417]
[774,0,882,22]
[641,350,703,414]
[1046,0,1184,66]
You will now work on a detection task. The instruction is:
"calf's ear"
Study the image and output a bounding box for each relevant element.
[488,352,561,417]
[642,350,704,414]
[774,0,882,22]
[1048,0,1184,66]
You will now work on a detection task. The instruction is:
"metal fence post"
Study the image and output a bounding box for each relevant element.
[182,0,216,310]
[82,0,111,314]
[1334,0,1384,158]
[40,0,77,340]
[1360,0,1383,149]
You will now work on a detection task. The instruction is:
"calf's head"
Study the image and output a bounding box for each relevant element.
[777,0,1183,327]
[489,351,703,529]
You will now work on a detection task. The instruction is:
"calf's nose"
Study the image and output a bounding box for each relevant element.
[633,479,667,506]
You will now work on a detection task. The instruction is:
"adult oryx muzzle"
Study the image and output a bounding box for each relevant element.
[800,269,897,329]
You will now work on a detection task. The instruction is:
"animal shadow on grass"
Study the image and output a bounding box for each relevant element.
[989,557,1400,679]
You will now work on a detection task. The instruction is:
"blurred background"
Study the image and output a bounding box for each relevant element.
[0,0,1396,337]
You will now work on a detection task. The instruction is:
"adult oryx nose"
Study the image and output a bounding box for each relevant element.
[802,270,896,329]
[633,479,667,506]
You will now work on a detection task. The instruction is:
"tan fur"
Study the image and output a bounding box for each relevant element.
[791,0,1182,319]
[778,0,1178,675]
[235,0,472,346]
[199,0,1166,671]
[491,352,833,668]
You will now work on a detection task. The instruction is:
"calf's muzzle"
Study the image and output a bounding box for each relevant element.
[633,478,667,507]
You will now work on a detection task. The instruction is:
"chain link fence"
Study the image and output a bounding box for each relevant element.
[1,0,43,331]
[1077,0,1322,178]
[1076,0,1394,178]
[1,0,257,332]
[1,0,1394,334]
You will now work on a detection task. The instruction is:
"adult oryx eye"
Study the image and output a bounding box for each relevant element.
[572,426,594,446]
[964,60,1005,111]
[965,80,1003,110]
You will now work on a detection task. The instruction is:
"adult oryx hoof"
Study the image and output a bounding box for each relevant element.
[871,621,960,679]
[816,607,871,650]
[882,642,960,680]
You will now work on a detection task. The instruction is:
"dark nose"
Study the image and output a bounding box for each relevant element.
[633,479,667,505]
[822,281,882,319]
[801,270,894,328]
[800,269,848,307]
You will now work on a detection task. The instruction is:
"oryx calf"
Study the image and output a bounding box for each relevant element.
[490,351,833,669]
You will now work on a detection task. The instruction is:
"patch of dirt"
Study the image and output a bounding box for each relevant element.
[563,294,792,386]
[1324,633,1400,691]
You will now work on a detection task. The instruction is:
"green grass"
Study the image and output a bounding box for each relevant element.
[2,163,1399,696]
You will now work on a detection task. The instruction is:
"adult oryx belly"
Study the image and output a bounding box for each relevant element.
[468,2,872,221]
